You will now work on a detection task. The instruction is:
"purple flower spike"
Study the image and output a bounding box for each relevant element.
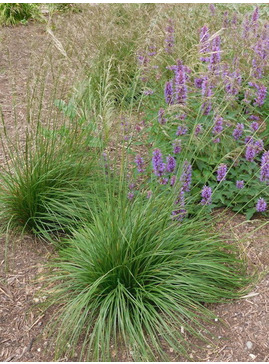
[170,175,176,186]
[180,161,192,192]
[134,154,145,173]
[164,80,174,105]
[250,122,259,132]
[260,151,269,183]
[195,124,203,135]
[232,123,244,140]
[201,185,212,205]
[173,139,182,154]
[236,180,244,189]
[159,177,169,185]
[256,198,267,212]
[176,125,188,136]
[201,77,213,115]
[152,149,166,177]
[174,65,188,104]
[165,19,175,54]
[212,116,224,135]
[209,35,221,73]
[245,144,257,162]
[252,6,259,23]
[194,78,204,88]
[199,25,210,62]
[217,163,228,182]
[249,82,267,107]
[166,155,176,173]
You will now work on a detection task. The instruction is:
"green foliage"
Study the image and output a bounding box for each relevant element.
[0,3,40,25]
[45,188,251,361]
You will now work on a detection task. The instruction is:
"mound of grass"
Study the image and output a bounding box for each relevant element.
[45,189,251,361]
[0,123,106,241]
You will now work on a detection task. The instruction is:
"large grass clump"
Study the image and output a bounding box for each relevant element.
[46,188,251,361]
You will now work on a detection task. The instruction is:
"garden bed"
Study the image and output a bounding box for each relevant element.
[0,5,268,362]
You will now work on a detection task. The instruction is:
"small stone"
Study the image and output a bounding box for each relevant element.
[37,348,41,352]
[249,354,256,360]
[246,341,253,350]
[169,347,174,353]
[214,318,218,322]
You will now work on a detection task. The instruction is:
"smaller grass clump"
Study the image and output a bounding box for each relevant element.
[45,188,251,361]
[0,126,105,241]
[0,3,40,26]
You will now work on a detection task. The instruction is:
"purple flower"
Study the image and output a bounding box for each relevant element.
[165,19,175,54]
[245,136,252,144]
[252,6,259,23]
[250,122,259,131]
[166,155,176,173]
[245,139,263,162]
[236,180,244,189]
[134,154,145,173]
[195,124,203,135]
[232,123,244,140]
[213,137,220,144]
[249,115,259,121]
[217,163,227,182]
[128,192,135,200]
[170,175,176,186]
[260,151,269,183]
[173,61,188,104]
[209,4,216,15]
[255,84,267,107]
[212,116,224,135]
[172,139,182,154]
[249,82,267,107]
[180,161,192,192]
[152,149,166,177]
[255,139,264,153]
[224,70,242,96]
[176,125,188,136]
[201,185,212,205]
[201,77,213,115]
[159,177,169,185]
[199,25,210,62]
[158,108,167,125]
[209,36,221,73]
[245,144,257,162]
[256,198,267,212]
[194,78,204,89]
[164,80,174,105]
[129,183,135,190]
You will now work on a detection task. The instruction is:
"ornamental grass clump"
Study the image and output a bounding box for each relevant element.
[0,139,103,240]
[46,188,251,361]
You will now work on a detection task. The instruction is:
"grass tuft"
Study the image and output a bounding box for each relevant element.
[45,188,252,361]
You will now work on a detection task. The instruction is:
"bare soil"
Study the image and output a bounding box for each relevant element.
[0,17,268,362]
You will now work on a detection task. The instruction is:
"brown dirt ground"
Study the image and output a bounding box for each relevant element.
[0,15,269,362]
